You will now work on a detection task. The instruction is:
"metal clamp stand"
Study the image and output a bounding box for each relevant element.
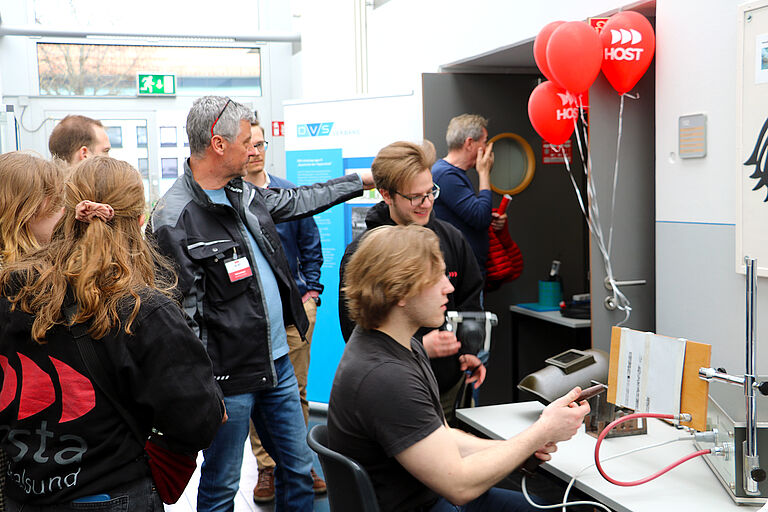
[699,257,766,494]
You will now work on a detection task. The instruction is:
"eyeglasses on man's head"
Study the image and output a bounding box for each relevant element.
[210,98,232,138]
[394,184,440,207]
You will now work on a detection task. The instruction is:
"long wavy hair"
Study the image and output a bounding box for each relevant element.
[0,157,177,343]
[0,152,65,265]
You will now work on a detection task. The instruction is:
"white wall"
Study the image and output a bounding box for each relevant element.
[655,0,768,375]
[299,0,625,100]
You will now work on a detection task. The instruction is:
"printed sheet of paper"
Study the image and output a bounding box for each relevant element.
[614,328,686,414]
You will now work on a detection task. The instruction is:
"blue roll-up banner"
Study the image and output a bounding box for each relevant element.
[285,93,421,403]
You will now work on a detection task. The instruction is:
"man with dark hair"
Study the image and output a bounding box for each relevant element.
[149,96,373,512]
[432,114,506,271]
[48,115,111,164]
[331,223,590,512]
[244,121,327,502]
[339,141,486,424]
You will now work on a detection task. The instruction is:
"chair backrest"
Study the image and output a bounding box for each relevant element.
[307,424,381,512]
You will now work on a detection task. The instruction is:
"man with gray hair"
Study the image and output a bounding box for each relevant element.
[432,114,506,272]
[149,96,373,512]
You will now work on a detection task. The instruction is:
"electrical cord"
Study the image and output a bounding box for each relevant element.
[561,435,690,512]
[521,434,692,511]
[594,413,711,486]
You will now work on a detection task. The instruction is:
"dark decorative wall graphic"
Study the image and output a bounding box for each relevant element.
[744,117,768,201]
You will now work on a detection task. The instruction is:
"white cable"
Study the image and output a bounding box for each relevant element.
[560,436,691,512]
[18,105,53,133]
[521,473,612,512]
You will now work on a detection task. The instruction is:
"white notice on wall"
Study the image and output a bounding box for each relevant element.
[614,328,686,414]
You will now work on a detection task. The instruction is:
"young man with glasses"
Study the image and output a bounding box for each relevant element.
[339,141,486,423]
[243,121,327,503]
[148,96,373,512]
[432,114,507,272]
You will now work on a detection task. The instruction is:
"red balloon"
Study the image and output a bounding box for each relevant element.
[533,21,565,88]
[600,11,655,94]
[528,81,577,146]
[546,21,603,94]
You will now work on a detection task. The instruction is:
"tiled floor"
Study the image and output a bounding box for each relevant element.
[166,419,330,512]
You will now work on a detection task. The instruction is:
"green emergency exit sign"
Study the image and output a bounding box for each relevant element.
[138,74,176,96]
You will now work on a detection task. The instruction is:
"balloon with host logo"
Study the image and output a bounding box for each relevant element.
[546,21,603,94]
[528,81,577,146]
[600,11,655,94]
[533,21,565,88]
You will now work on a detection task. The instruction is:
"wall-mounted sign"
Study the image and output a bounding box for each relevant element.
[542,140,572,164]
[678,114,706,159]
[137,74,176,96]
[272,121,284,137]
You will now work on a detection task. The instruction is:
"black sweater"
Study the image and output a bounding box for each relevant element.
[0,289,223,504]
[338,202,484,391]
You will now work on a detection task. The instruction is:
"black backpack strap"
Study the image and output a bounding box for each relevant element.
[63,303,145,445]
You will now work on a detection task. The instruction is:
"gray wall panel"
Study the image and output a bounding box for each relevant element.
[656,222,768,376]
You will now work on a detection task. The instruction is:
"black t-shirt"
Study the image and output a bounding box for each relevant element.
[328,328,445,512]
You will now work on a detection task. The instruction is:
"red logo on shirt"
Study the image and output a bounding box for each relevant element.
[0,354,95,423]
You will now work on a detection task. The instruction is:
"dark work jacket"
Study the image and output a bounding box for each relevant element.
[149,159,362,395]
[338,201,484,392]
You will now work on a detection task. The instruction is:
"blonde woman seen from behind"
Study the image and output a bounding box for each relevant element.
[0,156,224,510]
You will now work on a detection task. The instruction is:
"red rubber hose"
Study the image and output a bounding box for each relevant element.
[594,412,712,486]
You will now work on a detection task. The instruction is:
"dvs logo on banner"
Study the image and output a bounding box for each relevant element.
[297,122,334,137]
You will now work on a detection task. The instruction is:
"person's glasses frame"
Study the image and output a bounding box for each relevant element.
[395,184,440,207]
[210,98,232,138]
[254,141,269,151]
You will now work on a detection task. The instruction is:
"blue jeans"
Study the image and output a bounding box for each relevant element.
[428,487,538,512]
[197,355,314,512]
[5,477,162,511]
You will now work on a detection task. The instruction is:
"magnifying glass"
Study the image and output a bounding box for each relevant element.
[488,132,536,196]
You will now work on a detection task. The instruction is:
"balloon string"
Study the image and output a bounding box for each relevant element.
[607,94,625,257]
[567,102,632,325]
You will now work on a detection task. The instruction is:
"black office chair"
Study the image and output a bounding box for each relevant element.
[306,424,381,512]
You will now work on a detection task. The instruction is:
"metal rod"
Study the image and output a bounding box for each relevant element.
[603,277,647,290]
[744,256,760,495]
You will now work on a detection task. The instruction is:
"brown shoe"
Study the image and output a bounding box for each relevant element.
[253,466,275,503]
[311,468,327,494]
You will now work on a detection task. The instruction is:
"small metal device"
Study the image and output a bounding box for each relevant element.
[585,379,647,439]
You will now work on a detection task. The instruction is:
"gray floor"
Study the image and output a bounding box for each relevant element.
[165,415,329,512]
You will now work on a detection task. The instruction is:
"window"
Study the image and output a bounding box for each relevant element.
[105,126,123,148]
[137,126,148,148]
[161,158,178,179]
[160,126,177,148]
[37,43,262,96]
[138,158,149,179]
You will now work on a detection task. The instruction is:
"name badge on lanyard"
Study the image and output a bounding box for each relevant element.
[225,248,253,282]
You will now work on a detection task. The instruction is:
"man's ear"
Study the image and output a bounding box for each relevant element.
[77,145,89,161]
[210,135,226,156]
[380,188,394,206]
[463,137,474,151]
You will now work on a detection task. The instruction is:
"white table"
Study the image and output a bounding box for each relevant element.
[456,402,764,512]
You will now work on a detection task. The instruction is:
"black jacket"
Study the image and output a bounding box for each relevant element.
[0,289,223,504]
[338,201,484,391]
[149,160,362,395]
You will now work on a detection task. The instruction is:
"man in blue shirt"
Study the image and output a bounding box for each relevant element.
[244,121,327,502]
[432,114,507,272]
